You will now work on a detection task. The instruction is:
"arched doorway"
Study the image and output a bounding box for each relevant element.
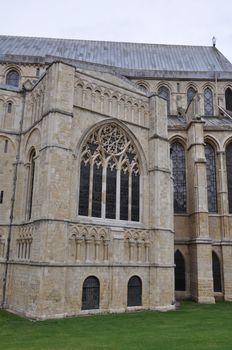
[212,252,222,292]
[82,276,100,310]
[127,276,142,306]
[175,250,186,291]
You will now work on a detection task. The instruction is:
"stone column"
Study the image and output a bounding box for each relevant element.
[187,118,214,303]
[148,93,175,309]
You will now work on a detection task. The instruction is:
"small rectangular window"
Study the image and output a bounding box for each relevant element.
[177,83,180,93]
[4,140,8,153]
[0,191,4,204]
[36,68,40,77]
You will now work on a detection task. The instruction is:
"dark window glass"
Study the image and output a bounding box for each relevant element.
[225,88,232,111]
[204,88,214,116]
[82,276,100,310]
[158,86,170,115]
[138,84,148,93]
[187,87,196,105]
[127,276,142,307]
[79,161,90,216]
[4,140,8,153]
[226,143,232,213]
[28,150,36,220]
[212,252,222,292]
[106,164,116,219]
[120,170,129,220]
[131,173,140,221]
[92,164,102,217]
[205,143,217,212]
[171,142,187,213]
[0,190,4,204]
[6,70,19,87]
[175,250,186,291]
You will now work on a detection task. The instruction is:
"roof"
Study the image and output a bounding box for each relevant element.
[1,35,232,79]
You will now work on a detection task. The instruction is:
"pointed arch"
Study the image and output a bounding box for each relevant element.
[212,252,222,292]
[205,142,217,212]
[171,142,187,213]
[127,276,142,306]
[78,122,141,222]
[175,250,186,291]
[158,85,170,115]
[187,87,197,105]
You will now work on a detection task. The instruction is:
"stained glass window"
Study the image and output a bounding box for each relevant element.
[204,88,214,116]
[225,88,232,111]
[158,86,170,115]
[212,252,222,292]
[226,143,232,213]
[127,276,142,306]
[187,87,196,105]
[171,142,187,213]
[78,123,140,221]
[6,70,19,87]
[175,250,186,291]
[205,143,217,212]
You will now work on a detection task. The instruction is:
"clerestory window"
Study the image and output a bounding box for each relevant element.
[204,87,214,116]
[6,70,20,87]
[78,123,140,222]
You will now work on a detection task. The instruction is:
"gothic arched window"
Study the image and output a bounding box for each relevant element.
[82,276,100,310]
[204,87,214,116]
[205,143,217,212]
[158,86,170,115]
[27,149,36,220]
[6,70,19,87]
[174,250,186,291]
[127,276,142,306]
[187,87,197,105]
[78,123,140,221]
[171,142,187,213]
[212,252,222,292]
[225,88,232,111]
[226,143,232,213]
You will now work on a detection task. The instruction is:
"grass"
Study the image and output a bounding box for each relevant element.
[0,301,232,350]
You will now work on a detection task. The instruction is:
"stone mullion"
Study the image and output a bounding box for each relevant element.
[88,160,94,216]
[128,170,132,221]
[101,161,107,219]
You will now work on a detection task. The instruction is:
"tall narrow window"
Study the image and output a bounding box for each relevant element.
[212,252,222,292]
[82,276,100,310]
[27,149,36,220]
[127,276,142,307]
[78,123,140,222]
[171,142,187,213]
[187,87,197,105]
[175,250,186,291]
[7,102,12,113]
[225,88,232,111]
[204,88,214,116]
[158,86,170,115]
[205,143,217,212]
[6,70,19,87]
[226,143,232,213]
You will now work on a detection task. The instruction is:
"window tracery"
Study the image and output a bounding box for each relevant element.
[171,142,187,213]
[204,87,214,116]
[78,123,140,221]
[205,143,217,212]
[6,70,19,87]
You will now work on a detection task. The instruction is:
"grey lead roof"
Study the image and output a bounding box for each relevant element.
[1,35,232,78]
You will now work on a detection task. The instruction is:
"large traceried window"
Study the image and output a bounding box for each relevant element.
[205,143,217,213]
[158,86,170,115]
[226,143,232,213]
[78,123,140,222]
[6,70,20,87]
[204,87,214,116]
[171,142,187,213]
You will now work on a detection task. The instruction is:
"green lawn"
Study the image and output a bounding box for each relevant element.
[0,302,232,350]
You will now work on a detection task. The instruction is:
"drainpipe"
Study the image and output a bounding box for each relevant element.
[1,87,26,308]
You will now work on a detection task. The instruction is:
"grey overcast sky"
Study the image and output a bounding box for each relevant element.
[1,0,232,62]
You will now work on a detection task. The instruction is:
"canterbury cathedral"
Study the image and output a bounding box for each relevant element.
[1,35,232,319]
